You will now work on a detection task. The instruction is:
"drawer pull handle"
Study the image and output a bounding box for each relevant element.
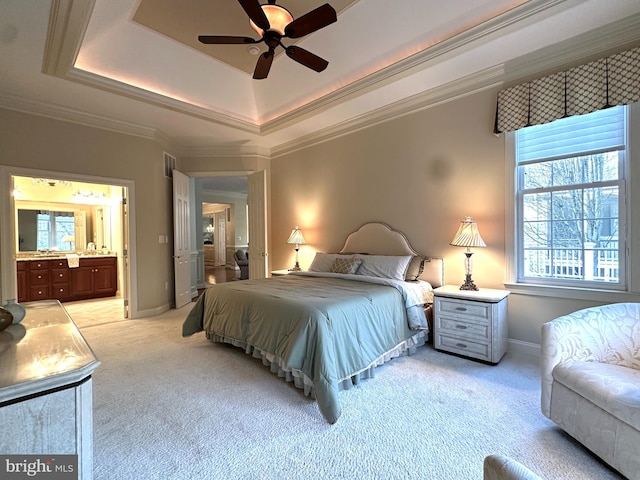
[456,343,468,349]
[455,325,467,330]
[455,307,467,312]
[37,275,42,279]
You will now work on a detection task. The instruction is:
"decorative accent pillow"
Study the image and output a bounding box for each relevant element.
[355,254,412,281]
[330,257,363,274]
[405,256,428,281]
[308,253,354,272]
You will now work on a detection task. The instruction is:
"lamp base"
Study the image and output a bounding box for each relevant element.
[459,274,479,291]
[289,263,301,272]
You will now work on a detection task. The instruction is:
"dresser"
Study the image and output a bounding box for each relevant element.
[0,300,100,479]
[433,285,510,364]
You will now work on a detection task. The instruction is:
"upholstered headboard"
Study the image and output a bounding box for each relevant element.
[338,222,444,288]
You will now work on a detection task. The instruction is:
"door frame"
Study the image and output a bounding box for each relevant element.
[0,165,137,317]
[184,170,268,279]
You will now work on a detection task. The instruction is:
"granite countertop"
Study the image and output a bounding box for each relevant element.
[0,300,100,403]
[17,253,117,261]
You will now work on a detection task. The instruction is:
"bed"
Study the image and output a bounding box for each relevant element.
[182,222,444,423]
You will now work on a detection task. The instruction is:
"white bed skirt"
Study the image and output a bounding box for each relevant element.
[206,330,427,399]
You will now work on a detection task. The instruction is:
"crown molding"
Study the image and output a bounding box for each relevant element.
[65,69,261,135]
[43,0,261,135]
[271,65,504,158]
[500,12,640,85]
[0,92,158,139]
[16,0,640,161]
[259,0,568,134]
[178,144,271,159]
[271,11,640,157]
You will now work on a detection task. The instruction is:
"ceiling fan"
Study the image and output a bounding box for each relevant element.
[198,0,337,79]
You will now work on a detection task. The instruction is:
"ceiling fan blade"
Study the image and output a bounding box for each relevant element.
[253,49,274,79]
[284,4,337,39]
[238,0,270,31]
[198,35,258,45]
[285,45,329,72]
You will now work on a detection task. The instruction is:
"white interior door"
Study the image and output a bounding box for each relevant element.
[173,169,191,308]
[215,215,225,266]
[248,171,267,279]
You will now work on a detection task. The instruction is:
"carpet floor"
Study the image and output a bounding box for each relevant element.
[77,301,623,480]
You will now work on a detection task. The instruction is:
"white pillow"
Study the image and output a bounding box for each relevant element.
[308,253,354,272]
[355,254,412,281]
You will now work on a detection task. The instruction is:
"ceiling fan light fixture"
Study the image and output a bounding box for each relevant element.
[249,4,293,36]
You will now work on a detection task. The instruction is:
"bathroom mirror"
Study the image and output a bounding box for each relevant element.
[16,206,90,253]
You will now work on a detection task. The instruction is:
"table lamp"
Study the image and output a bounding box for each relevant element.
[62,234,75,251]
[286,226,305,271]
[450,216,486,291]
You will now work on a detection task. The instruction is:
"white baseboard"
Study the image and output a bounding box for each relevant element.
[130,302,171,319]
[507,338,540,359]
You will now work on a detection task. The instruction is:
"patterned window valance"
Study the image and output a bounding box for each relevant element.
[494,46,640,133]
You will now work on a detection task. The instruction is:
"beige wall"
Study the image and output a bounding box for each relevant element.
[0,108,175,313]
[3,92,638,345]
[269,88,640,348]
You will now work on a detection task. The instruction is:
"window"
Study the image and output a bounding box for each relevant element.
[36,211,75,251]
[515,106,627,289]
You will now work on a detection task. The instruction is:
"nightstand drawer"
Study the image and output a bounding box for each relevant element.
[437,315,489,341]
[436,297,490,320]
[435,333,490,361]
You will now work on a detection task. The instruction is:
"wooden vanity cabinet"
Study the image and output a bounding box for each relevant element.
[51,259,73,301]
[28,260,50,301]
[16,261,28,303]
[71,257,117,299]
[17,256,117,302]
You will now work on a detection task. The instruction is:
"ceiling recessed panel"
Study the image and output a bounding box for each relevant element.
[132,0,357,75]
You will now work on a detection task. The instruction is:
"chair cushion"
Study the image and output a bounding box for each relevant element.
[553,360,640,430]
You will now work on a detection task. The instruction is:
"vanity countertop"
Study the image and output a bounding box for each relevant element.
[17,254,117,261]
[0,300,100,404]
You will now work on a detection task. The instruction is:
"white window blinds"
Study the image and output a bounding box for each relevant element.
[516,106,625,163]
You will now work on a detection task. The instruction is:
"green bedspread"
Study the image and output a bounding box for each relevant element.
[183,274,425,423]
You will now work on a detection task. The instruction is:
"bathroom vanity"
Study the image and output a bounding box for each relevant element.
[17,255,117,303]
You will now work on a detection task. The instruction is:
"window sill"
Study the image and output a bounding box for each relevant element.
[504,282,640,303]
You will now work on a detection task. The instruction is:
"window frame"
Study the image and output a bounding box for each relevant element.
[505,104,639,301]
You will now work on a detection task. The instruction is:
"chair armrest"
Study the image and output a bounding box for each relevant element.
[483,454,542,480]
[540,302,640,416]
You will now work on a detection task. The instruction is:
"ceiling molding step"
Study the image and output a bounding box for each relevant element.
[259,0,567,134]
[0,92,158,139]
[42,0,96,77]
[41,0,260,135]
[501,12,640,85]
[66,69,261,135]
[271,65,505,159]
[178,144,271,159]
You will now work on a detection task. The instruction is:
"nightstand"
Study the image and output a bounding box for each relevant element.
[433,285,510,364]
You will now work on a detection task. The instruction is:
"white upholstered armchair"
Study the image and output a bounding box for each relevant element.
[541,303,640,479]
[483,455,542,480]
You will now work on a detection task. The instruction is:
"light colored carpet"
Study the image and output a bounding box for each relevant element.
[78,303,623,480]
